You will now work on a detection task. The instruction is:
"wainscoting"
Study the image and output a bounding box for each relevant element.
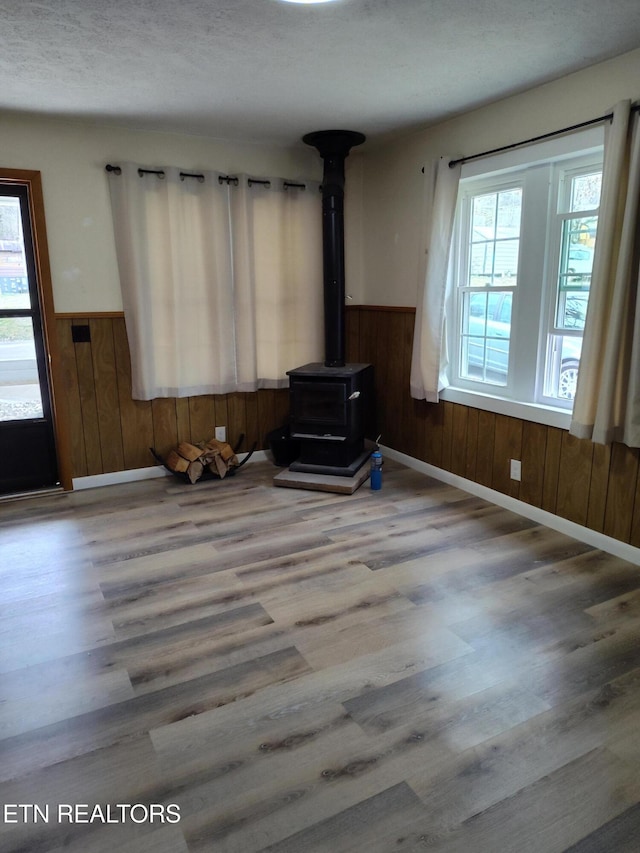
[55,316,290,480]
[345,306,640,550]
[55,309,640,550]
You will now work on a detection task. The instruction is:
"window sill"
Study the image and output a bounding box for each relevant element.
[440,386,571,430]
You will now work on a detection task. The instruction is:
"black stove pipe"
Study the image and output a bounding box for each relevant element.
[302,129,366,368]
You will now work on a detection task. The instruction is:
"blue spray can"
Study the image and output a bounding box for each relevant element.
[370,449,383,490]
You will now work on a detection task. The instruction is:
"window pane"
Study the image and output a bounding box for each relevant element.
[459,290,511,386]
[544,334,582,401]
[496,188,523,230]
[469,188,521,287]
[469,242,495,286]
[471,193,497,240]
[556,291,589,332]
[0,317,43,420]
[0,197,30,310]
[494,238,519,280]
[570,172,601,212]
[465,291,488,330]
[556,216,596,328]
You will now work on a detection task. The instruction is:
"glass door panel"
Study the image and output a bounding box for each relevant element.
[0,195,31,310]
[0,316,44,421]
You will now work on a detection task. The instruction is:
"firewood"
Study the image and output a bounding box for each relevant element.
[208,454,228,479]
[203,438,224,454]
[220,443,236,462]
[187,460,204,484]
[177,442,204,462]
[205,437,237,463]
[165,449,190,473]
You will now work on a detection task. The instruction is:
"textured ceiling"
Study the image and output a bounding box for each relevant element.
[2,0,640,145]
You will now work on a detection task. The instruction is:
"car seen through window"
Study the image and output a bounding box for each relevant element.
[463,290,583,399]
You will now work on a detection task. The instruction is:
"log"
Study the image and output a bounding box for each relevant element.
[177,442,204,462]
[208,454,228,479]
[203,439,227,457]
[187,460,204,484]
[221,445,237,463]
[165,449,190,473]
[204,438,239,466]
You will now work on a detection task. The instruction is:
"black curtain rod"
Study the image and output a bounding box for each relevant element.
[446,104,640,169]
[106,165,207,181]
[447,112,614,169]
[181,171,205,182]
[105,166,310,190]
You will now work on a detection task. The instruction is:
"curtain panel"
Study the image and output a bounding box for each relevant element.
[570,101,640,447]
[410,157,462,401]
[107,165,323,400]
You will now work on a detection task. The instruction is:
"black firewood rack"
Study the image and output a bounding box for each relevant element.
[150,434,257,484]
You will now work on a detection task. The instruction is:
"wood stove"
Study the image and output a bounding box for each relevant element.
[288,361,374,476]
[287,129,375,477]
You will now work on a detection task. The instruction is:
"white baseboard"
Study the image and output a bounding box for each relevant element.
[71,450,270,491]
[72,465,171,490]
[381,444,640,566]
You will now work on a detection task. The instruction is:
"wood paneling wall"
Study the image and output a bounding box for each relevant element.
[56,316,289,480]
[345,305,640,549]
[56,309,640,549]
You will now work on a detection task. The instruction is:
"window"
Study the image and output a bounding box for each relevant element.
[543,167,601,402]
[458,186,521,389]
[446,135,603,424]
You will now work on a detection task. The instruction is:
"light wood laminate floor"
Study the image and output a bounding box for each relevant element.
[1,460,640,853]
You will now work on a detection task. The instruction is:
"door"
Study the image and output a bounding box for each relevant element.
[0,184,59,494]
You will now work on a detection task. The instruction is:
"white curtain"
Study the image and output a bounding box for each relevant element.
[107,165,322,400]
[570,101,640,446]
[410,157,461,401]
[230,179,324,390]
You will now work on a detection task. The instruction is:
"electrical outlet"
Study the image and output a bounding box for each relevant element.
[510,459,522,481]
[215,426,226,442]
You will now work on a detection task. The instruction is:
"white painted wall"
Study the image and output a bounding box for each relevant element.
[360,47,640,307]
[1,115,323,312]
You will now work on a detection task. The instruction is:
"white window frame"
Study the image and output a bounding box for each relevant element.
[441,127,604,430]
